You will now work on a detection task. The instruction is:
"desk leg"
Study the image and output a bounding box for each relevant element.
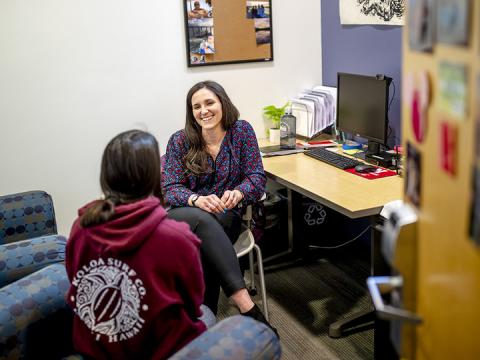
[263,188,298,269]
[287,188,294,251]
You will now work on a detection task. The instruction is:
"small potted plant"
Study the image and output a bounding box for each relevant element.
[263,103,288,144]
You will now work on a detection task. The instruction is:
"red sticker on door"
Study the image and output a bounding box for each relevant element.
[439,121,457,176]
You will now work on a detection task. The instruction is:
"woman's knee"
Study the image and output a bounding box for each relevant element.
[168,207,220,228]
[190,207,218,225]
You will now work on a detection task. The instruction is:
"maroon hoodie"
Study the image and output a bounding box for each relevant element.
[66,197,206,360]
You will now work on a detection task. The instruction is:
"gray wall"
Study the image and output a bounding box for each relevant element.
[321,1,403,145]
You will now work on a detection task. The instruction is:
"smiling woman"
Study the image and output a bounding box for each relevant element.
[191,88,223,133]
[182,81,242,176]
[162,80,277,336]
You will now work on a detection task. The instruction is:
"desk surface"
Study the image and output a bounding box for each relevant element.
[260,142,403,218]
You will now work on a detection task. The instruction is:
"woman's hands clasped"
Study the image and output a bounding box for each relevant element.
[195,190,244,213]
[195,194,225,213]
[221,190,243,210]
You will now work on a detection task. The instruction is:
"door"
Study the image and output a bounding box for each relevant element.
[397,1,480,358]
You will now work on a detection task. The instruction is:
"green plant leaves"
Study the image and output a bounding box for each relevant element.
[262,103,288,128]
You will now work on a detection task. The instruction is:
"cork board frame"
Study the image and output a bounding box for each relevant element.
[184,0,274,67]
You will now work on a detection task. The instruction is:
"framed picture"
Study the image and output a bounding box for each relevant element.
[438,62,468,119]
[437,0,470,46]
[476,75,480,158]
[408,0,435,52]
[405,142,422,208]
[469,166,480,246]
[184,0,274,67]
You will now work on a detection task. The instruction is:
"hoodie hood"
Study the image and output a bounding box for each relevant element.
[77,196,167,253]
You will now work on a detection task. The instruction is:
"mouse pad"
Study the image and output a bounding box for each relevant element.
[344,167,398,180]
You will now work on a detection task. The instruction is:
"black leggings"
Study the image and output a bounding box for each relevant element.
[167,207,245,314]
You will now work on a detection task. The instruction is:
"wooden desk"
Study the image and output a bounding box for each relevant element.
[260,144,403,266]
[262,151,403,219]
[260,142,403,343]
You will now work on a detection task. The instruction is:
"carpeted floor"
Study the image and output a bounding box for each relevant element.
[217,246,374,360]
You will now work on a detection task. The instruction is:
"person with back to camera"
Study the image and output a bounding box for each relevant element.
[164,80,278,336]
[65,130,209,359]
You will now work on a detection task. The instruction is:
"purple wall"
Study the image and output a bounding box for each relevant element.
[321,1,403,146]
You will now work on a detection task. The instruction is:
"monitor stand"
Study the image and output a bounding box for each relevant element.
[366,141,381,157]
[365,141,394,168]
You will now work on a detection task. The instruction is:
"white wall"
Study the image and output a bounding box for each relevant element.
[0,0,322,235]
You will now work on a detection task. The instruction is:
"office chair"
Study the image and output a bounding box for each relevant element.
[233,200,269,321]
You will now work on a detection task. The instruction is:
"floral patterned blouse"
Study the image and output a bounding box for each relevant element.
[163,120,266,207]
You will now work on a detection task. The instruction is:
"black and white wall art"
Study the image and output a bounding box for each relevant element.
[340,0,406,25]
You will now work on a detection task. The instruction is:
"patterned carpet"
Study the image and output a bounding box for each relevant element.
[218,246,374,360]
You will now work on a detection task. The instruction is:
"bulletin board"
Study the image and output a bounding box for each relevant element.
[183,0,274,67]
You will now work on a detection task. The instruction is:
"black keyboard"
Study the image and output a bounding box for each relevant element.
[304,147,363,170]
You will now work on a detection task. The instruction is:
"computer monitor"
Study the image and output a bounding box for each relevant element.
[336,72,391,154]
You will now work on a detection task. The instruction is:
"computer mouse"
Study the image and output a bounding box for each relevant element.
[355,164,377,173]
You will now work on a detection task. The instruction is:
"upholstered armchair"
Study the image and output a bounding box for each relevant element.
[0,191,281,359]
[0,191,67,288]
[0,263,281,359]
[0,191,70,358]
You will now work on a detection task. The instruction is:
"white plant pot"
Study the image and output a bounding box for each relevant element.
[269,128,280,144]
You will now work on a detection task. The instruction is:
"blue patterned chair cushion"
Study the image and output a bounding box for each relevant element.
[0,263,71,359]
[0,191,58,245]
[0,235,66,288]
[199,304,216,328]
[169,315,282,360]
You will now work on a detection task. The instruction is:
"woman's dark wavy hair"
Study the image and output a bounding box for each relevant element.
[81,130,164,227]
[184,80,239,175]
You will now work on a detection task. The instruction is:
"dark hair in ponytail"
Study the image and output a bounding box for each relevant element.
[80,199,116,227]
[81,130,164,227]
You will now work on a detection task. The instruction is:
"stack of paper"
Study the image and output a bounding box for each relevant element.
[290,86,337,138]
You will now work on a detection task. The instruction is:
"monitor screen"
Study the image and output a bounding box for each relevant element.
[336,72,389,144]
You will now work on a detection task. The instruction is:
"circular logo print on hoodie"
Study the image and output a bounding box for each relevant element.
[71,257,148,343]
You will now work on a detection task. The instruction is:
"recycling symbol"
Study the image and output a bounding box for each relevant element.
[304,204,327,226]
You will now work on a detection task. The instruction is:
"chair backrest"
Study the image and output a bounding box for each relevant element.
[160,154,170,206]
[235,193,267,256]
[0,191,57,245]
[241,193,266,244]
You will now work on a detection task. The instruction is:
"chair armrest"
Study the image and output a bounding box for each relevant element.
[0,263,72,359]
[0,191,58,244]
[199,304,216,328]
[0,235,66,287]
[169,315,281,360]
[242,193,267,222]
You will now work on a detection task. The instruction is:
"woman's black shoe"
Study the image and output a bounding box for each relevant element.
[241,304,279,338]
